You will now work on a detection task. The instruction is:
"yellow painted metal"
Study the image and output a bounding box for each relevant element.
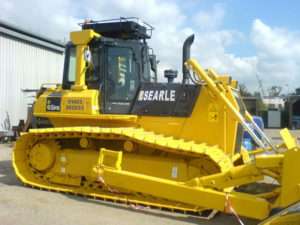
[261,169,281,182]
[33,86,138,127]
[240,147,251,163]
[30,140,56,171]
[13,127,233,216]
[255,155,284,168]
[280,128,299,150]
[136,85,241,156]
[279,147,300,207]
[185,59,244,124]
[248,148,265,156]
[70,30,100,45]
[13,125,300,220]
[33,61,245,157]
[72,43,88,90]
[99,148,123,170]
[198,163,264,189]
[123,140,134,152]
[36,83,62,100]
[15,101,300,220]
[232,152,242,163]
[79,137,89,148]
[70,30,100,90]
[209,69,237,89]
[12,26,300,222]
[99,164,270,219]
[231,80,238,89]
[217,76,231,85]
[207,68,219,81]
[34,89,100,115]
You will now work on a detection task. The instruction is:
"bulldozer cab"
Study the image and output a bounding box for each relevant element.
[62,18,156,114]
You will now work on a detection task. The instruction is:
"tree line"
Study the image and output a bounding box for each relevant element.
[238,84,290,97]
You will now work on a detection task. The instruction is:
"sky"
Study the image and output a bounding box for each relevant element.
[1,0,300,95]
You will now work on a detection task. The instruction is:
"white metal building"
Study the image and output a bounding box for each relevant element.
[262,96,284,109]
[0,20,65,129]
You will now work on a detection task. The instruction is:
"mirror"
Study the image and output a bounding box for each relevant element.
[84,49,91,64]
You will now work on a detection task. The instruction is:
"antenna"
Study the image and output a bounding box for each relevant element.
[255,73,265,97]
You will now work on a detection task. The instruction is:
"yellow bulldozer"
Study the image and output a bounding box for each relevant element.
[12,18,300,222]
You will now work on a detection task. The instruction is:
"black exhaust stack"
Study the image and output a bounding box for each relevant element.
[182,34,195,84]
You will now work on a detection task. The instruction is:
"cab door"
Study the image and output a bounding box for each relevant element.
[104,45,140,114]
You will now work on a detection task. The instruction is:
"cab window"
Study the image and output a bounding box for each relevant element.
[106,47,139,101]
[85,46,100,89]
[65,46,101,89]
[67,47,76,82]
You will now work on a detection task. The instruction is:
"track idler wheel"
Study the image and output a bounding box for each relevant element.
[30,140,57,171]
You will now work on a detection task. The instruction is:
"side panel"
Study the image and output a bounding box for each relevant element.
[131,82,200,117]
[46,91,62,112]
[137,85,242,155]
[35,89,100,116]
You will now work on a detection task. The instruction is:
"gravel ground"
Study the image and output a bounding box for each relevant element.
[264,128,300,145]
[1,129,299,225]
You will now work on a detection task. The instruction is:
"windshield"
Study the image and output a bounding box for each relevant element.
[106,47,139,101]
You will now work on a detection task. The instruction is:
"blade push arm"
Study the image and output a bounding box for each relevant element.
[185,59,274,154]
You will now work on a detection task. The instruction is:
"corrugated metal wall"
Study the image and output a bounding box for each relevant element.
[0,33,64,128]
